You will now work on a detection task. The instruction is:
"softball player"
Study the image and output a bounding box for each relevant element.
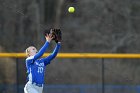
[24,34,61,93]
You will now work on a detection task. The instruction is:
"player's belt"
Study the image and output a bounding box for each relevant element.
[32,82,43,87]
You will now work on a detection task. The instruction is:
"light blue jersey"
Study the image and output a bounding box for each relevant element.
[25,41,60,85]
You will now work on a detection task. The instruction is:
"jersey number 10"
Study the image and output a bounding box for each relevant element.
[37,67,43,73]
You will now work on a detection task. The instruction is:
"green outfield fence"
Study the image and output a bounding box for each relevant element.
[1,53,140,93]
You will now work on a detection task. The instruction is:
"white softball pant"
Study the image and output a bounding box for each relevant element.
[24,81,43,93]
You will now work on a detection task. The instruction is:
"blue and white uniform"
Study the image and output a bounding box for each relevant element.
[24,41,60,93]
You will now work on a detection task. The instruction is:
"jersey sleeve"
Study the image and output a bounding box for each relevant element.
[26,56,34,65]
[25,56,34,74]
[43,42,61,66]
[33,41,50,60]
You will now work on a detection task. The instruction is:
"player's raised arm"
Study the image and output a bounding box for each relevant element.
[33,34,53,60]
[43,29,62,66]
[43,42,61,66]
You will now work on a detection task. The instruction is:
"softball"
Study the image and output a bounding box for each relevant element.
[68,7,75,13]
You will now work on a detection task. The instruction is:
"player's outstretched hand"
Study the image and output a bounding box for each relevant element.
[45,34,53,42]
